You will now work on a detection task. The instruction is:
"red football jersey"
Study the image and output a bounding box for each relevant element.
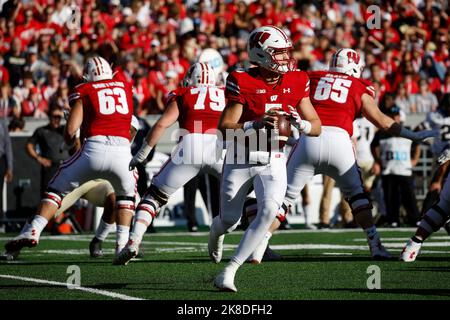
[308,70,375,136]
[167,86,225,134]
[225,67,310,122]
[69,79,134,140]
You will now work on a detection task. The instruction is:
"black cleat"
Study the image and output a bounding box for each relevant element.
[89,237,104,258]
[445,220,450,236]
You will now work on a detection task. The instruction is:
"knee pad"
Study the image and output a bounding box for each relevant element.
[419,204,449,233]
[136,199,159,218]
[276,203,289,222]
[146,184,169,207]
[42,188,64,208]
[347,193,373,216]
[116,195,135,212]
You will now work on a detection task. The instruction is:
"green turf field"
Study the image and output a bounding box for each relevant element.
[0,227,449,300]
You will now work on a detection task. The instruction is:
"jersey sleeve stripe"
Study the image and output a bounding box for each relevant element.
[227,81,240,90]
[68,93,80,101]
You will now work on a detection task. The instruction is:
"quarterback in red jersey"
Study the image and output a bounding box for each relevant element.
[209,26,321,292]
[266,49,437,261]
[114,62,227,265]
[5,57,137,259]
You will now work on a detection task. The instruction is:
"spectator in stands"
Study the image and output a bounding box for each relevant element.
[26,108,69,196]
[395,82,416,114]
[414,79,439,113]
[21,86,48,118]
[0,83,19,120]
[3,38,25,88]
[8,116,25,132]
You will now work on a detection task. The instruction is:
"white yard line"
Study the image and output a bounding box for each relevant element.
[0,274,144,300]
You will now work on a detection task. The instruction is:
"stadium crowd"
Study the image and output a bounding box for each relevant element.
[0,0,449,230]
[0,0,448,120]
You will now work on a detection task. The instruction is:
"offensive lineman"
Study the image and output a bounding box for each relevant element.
[209,26,321,292]
[4,57,137,259]
[114,62,226,265]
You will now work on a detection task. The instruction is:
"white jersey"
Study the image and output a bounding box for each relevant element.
[372,131,413,176]
[354,117,376,163]
[426,109,450,155]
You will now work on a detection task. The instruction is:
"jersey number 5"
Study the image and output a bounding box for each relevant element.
[313,77,352,103]
[191,87,225,111]
[98,88,129,115]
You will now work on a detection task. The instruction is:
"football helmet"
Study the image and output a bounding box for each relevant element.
[198,48,227,84]
[247,26,295,74]
[329,48,365,78]
[183,62,216,87]
[83,56,113,82]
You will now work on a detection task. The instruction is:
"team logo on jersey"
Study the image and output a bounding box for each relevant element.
[256,89,266,94]
[283,88,291,93]
[270,95,278,102]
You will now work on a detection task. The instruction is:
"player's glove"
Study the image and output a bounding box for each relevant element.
[437,147,450,165]
[287,105,311,134]
[129,144,153,170]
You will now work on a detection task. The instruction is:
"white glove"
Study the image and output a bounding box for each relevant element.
[437,148,450,165]
[129,144,153,170]
[288,105,311,134]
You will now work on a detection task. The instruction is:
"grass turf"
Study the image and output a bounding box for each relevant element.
[0,227,449,300]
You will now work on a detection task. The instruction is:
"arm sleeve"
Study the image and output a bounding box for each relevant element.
[225,73,245,105]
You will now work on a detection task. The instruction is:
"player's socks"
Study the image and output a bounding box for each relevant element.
[364,225,378,239]
[233,202,278,265]
[116,225,130,254]
[248,231,271,263]
[129,210,153,244]
[95,220,116,241]
[29,215,49,238]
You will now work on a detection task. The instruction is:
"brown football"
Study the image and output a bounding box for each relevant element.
[273,114,292,149]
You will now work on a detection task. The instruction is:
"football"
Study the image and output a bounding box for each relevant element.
[273,113,292,149]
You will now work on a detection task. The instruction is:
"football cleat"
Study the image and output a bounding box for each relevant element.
[262,246,282,262]
[400,239,422,262]
[89,237,103,258]
[4,228,39,253]
[444,219,450,236]
[113,240,139,265]
[214,269,237,293]
[367,235,391,260]
[208,230,224,264]
[0,250,21,261]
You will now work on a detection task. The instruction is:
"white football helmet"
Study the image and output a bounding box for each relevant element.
[83,56,113,82]
[247,25,295,74]
[183,62,216,87]
[329,48,365,78]
[198,48,227,84]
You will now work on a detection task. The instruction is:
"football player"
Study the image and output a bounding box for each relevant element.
[4,57,137,260]
[254,49,438,263]
[113,62,226,265]
[210,25,321,292]
[401,94,450,261]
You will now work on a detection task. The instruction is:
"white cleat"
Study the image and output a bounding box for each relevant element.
[400,239,422,262]
[368,235,391,260]
[4,225,39,253]
[214,270,237,293]
[208,232,224,264]
[113,240,139,265]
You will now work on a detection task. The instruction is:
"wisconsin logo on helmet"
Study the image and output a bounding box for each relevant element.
[347,51,360,65]
[249,32,271,50]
